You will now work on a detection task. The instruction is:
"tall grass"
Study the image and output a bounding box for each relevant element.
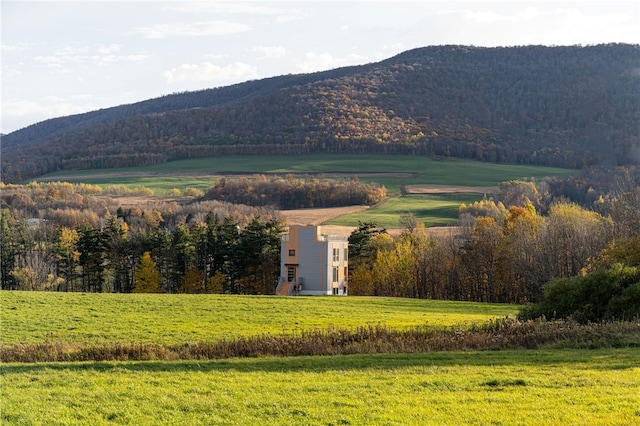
[2,319,638,363]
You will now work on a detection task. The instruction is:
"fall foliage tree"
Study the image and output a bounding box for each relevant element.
[134,252,162,293]
[183,266,205,293]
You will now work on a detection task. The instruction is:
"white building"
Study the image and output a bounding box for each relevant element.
[277,225,348,295]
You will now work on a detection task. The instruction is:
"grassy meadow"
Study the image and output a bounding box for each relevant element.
[1,291,518,345]
[39,154,576,196]
[2,349,639,425]
[2,291,639,424]
[328,193,484,227]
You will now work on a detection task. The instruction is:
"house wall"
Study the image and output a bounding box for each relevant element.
[279,225,348,295]
[298,226,325,294]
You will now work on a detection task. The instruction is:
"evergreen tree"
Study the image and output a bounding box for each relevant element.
[237,216,284,294]
[0,210,21,290]
[348,221,386,269]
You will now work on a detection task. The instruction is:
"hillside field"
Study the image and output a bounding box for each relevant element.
[0,291,518,345]
[1,292,638,425]
[38,154,577,195]
[36,154,577,228]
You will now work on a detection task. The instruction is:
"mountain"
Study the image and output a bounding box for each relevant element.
[2,44,639,183]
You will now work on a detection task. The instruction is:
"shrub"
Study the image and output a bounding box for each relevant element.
[519,264,640,322]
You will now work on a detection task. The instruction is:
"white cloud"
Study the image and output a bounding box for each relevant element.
[295,52,366,73]
[96,44,121,54]
[520,7,540,20]
[435,6,639,46]
[252,45,286,59]
[437,9,518,24]
[135,20,250,39]
[1,42,35,52]
[549,8,637,44]
[33,47,149,67]
[34,54,84,66]
[97,54,149,64]
[162,61,259,83]
[164,2,287,16]
[275,13,302,24]
[163,2,304,23]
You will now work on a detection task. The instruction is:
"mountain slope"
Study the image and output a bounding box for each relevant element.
[2,44,639,182]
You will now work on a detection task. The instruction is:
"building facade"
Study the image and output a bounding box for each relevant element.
[277,225,348,296]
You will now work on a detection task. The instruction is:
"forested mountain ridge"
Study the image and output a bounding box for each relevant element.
[3,44,639,183]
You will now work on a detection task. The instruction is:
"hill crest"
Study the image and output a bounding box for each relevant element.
[2,44,639,182]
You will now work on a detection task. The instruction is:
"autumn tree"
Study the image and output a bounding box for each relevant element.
[499,180,544,213]
[498,205,542,302]
[183,266,205,293]
[206,270,226,294]
[370,234,414,297]
[461,217,502,302]
[55,226,80,291]
[537,203,613,279]
[134,252,162,293]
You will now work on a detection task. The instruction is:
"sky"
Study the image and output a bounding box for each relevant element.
[1,1,639,134]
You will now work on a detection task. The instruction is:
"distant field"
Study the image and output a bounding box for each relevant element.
[36,154,576,229]
[0,291,518,346]
[329,193,484,227]
[38,154,577,196]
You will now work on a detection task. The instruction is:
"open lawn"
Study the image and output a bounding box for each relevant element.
[2,349,638,425]
[0,291,518,346]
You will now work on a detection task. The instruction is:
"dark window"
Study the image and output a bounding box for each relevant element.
[289,249,295,256]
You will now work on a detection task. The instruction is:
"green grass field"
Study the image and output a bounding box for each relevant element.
[0,291,518,345]
[39,154,576,196]
[329,193,484,227]
[2,349,638,425]
[2,292,638,425]
[36,154,576,228]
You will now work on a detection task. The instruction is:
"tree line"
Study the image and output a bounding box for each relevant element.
[346,172,640,304]
[1,210,284,295]
[202,175,386,209]
[1,169,638,304]
[1,182,285,294]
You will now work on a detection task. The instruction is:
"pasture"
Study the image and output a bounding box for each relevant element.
[328,193,484,227]
[2,292,638,425]
[0,291,518,345]
[2,349,638,425]
[38,154,576,196]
